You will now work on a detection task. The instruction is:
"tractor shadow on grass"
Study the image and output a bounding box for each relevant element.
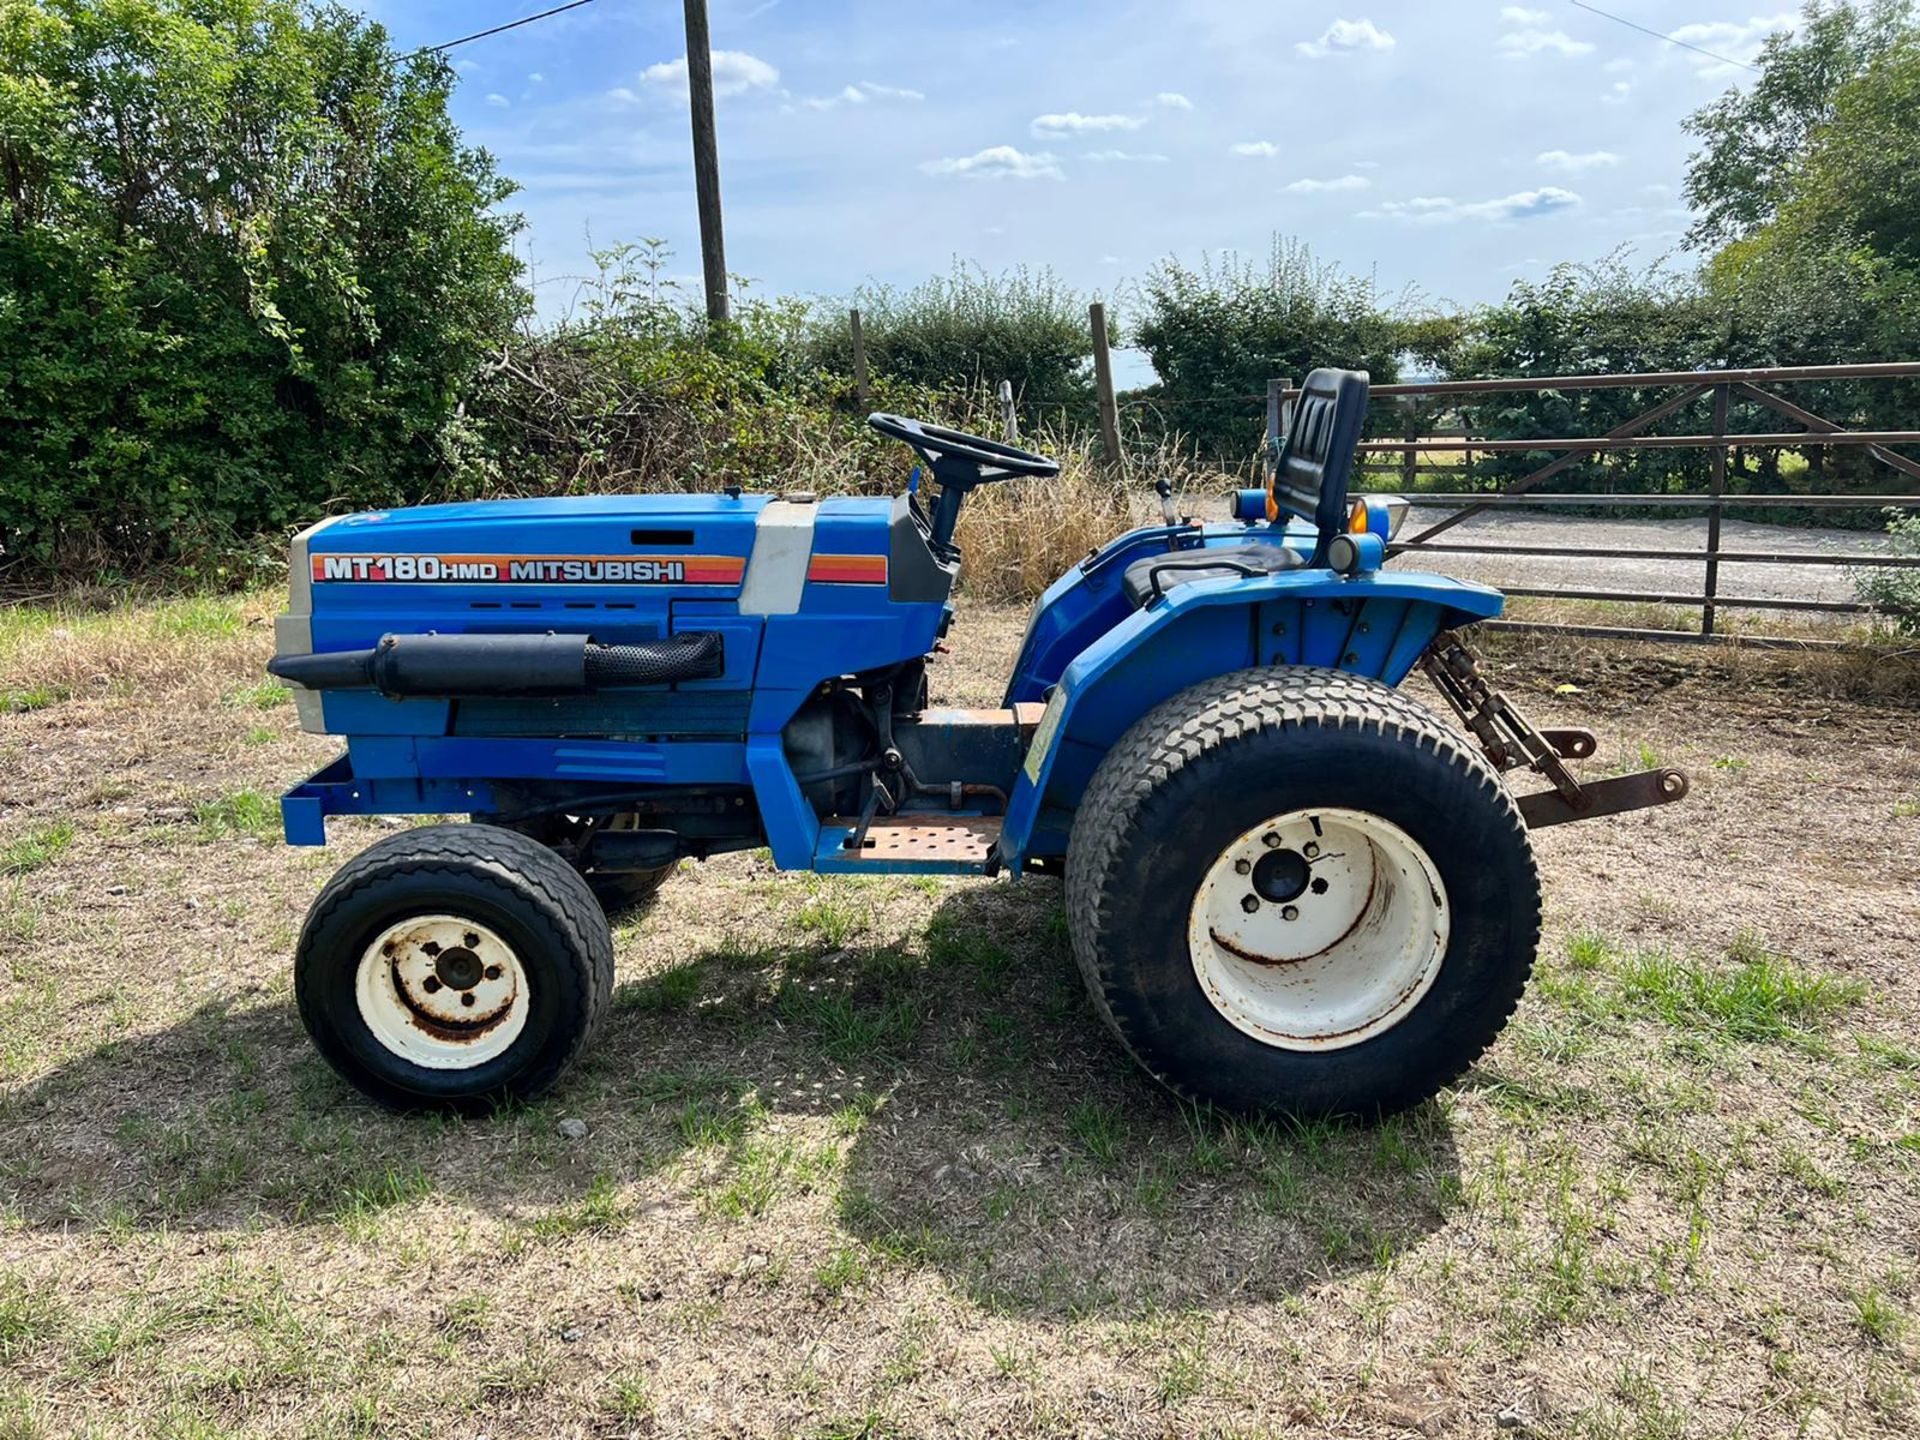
[0,879,1460,1316]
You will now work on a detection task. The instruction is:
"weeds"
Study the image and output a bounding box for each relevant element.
[193,789,280,841]
[0,823,73,877]
[1615,933,1865,1041]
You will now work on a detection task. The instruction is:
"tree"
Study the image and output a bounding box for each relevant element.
[1130,237,1405,462]
[0,0,525,572]
[1680,0,1912,250]
[1786,38,1920,265]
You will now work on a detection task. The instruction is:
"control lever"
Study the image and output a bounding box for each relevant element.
[1154,477,1178,526]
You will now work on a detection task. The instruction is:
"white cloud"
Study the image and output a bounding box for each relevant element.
[1230,140,1282,158]
[1155,91,1194,109]
[1668,13,1797,76]
[1086,149,1169,163]
[1498,25,1593,57]
[920,145,1063,181]
[485,93,510,108]
[1030,111,1146,137]
[1601,79,1634,104]
[1537,149,1621,172]
[1361,187,1582,224]
[1297,18,1395,58]
[1285,173,1372,193]
[639,50,780,99]
[860,81,925,101]
[1497,8,1593,59]
[801,79,926,110]
[527,72,545,84]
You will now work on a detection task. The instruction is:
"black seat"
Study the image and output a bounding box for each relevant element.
[1119,541,1305,608]
[1121,366,1371,606]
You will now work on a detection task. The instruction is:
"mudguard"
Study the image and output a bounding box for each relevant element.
[998,566,1503,866]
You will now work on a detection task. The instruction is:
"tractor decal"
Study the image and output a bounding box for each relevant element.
[805,553,887,584]
[310,554,747,585]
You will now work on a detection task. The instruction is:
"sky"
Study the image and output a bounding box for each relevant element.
[362,0,1796,376]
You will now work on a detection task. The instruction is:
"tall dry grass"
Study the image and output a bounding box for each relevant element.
[953,429,1226,601]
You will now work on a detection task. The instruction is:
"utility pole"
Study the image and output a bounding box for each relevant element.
[682,0,728,323]
[1089,302,1122,468]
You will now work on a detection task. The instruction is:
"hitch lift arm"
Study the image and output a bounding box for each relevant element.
[1420,630,1689,829]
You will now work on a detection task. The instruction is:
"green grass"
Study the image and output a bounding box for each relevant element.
[1066,1098,1127,1163]
[522,1173,628,1239]
[149,596,244,639]
[0,1275,64,1361]
[1852,1285,1905,1345]
[1615,934,1865,1042]
[0,822,74,877]
[1564,928,1617,972]
[193,788,280,841]
[795,889,866,947]
[222,680,290,710]
[1,683,69,714]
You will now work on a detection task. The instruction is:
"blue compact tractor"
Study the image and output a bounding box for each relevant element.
[268,370,1687,1116]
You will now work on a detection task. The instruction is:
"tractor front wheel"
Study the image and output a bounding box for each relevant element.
[1065,668,1540,1118]
[295,824,615,1109]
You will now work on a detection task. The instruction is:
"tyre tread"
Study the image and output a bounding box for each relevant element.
[1064,666,1540,1114]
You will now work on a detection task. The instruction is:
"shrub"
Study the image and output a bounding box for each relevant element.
[1130,237,1405,464]
[1854,509,1920,629]
[0,0,525,577]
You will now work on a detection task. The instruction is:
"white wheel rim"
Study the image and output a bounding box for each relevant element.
[1188,808,1449,1051]
[355,914,530,1069]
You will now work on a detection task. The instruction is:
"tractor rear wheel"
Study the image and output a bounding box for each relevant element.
[1064,667,1540,1118]
[295,824,615,1109]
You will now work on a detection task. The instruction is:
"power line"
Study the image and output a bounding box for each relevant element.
[1567,0,1761,73]
[424,0,598,54]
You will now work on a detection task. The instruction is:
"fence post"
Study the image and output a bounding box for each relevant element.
[1089,302,1122,468]
[1402,401,1418,491]
[996,380,1018,443]
[849,308,870,409]
[1702,382,1729,637]
[1267,376,1294,451]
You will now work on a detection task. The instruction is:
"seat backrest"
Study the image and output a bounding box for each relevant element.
[1272,367,1370,557]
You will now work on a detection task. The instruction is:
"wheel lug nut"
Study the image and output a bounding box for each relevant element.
[460,992,476,1007]
[1261,832,1281,848]
[484,964,502,980]
[422,976,441,993]
[1282,905,1300,921]
[1241,894,1260,913]
[1303,842,1319,859]
[1233,859,1251,875]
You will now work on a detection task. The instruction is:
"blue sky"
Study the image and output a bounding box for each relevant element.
[364,0,1795,351]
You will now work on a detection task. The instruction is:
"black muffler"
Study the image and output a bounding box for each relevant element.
[267,631,724,697]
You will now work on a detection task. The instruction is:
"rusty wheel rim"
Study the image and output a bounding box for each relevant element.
[355,914,529,1069]
[1186,808,1449,1052]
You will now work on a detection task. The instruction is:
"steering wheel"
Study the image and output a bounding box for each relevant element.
[867,413,1060,481]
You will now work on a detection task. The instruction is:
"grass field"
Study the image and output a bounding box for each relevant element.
[1,591,1917,1438]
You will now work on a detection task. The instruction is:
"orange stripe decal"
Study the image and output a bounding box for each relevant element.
[806,553,888,584]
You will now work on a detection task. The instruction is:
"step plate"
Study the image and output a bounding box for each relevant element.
[814,816,1003,875]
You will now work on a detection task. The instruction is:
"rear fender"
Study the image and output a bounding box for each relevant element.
[998,569,1503,866]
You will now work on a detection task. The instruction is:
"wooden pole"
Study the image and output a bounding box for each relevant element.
[849,308,869,408]
[1089,302,1121,467]
[997,379,1018,443]
[1702,382,1729,637]
[682,0,728,324]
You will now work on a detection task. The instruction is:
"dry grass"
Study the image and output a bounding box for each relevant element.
[1,589,1917,1438]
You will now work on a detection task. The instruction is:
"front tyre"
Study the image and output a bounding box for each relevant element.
[1064,668,1540,1118]
[295,824,615,1109]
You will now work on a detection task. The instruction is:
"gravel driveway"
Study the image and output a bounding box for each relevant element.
[1389,505,1900,609]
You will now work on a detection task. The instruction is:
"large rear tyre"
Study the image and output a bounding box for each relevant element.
[295,824,615,1110]
[1064,668,1540,1118]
